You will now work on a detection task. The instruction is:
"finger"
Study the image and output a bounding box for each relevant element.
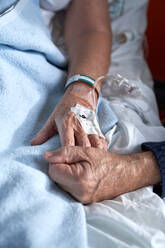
[60,126,75,147]
[44,146,86,164]
[74,129,91,147]
[30,119,57,146]
[98,137,108,151]
[88,134,108,150]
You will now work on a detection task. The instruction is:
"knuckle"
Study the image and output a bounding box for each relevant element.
[65,112,74,121]
[84,146,93,158]
[85,146,92,153]
[97,138,107,150]
[65,132,74,144]
[62,146,72,162]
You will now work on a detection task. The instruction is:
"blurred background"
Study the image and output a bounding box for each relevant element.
[146,0,165,124]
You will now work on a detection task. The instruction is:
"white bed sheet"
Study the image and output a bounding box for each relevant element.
[85,1,165,247]
[41,0,165,247]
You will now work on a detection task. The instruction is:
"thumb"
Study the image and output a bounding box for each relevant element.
[30,119,57,146]
[44,146,87,164]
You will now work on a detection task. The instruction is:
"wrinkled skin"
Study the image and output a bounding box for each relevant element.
[30,82,107,150]
[44,146,161,204]
[44,146,133,204]
[44,146,114,204]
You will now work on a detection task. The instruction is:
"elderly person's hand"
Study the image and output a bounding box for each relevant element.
[30,0,111,150]
[44,146,161,204]
[30,82,108,149]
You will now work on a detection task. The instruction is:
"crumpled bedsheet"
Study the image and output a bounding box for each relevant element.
[0,0,165,247]
[42,0,165,247]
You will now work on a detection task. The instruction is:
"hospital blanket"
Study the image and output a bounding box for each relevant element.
[0,0,118,247]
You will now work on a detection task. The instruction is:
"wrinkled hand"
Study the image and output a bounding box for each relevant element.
[44,146,161,204]
[44,146,134,204]
[30,82,107,150]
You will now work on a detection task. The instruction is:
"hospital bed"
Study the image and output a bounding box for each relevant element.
[0,0,165,247]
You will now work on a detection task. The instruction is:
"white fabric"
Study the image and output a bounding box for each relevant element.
[40,0,71,12]
[40,0,165,247]
[85,188,165,248]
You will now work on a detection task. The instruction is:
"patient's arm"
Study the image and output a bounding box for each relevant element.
[44,147,161,204]
[30,0,111,150]
[64,0,111,90]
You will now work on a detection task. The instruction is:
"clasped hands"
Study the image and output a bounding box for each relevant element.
[30,82,131,204]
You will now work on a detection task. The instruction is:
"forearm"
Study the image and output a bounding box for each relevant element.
[66,32,111,87]
[64,0,111,94]
[132,151,161,189]
[64,32,111,107]
[106,152,161,198]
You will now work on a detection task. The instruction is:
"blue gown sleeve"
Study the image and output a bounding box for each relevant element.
[142,141,165,198]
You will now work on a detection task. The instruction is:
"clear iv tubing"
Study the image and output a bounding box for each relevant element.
[95,74,136,96]
[92,73,150,113]
[88,75,105,112]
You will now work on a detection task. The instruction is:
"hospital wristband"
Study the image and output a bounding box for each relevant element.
[65,74,100,97]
